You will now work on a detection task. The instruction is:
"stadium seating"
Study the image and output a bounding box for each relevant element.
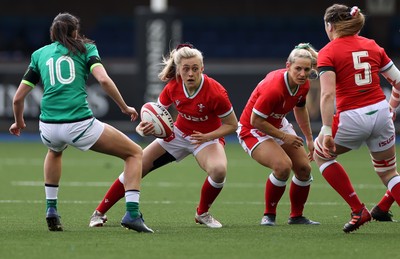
[0,14,398,59]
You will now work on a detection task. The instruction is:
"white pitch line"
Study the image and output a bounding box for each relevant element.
[0,199,347,206]
[10,181,387,189]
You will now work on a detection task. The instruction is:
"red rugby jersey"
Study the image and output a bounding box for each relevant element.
[239,69,310,129]
[159,74,233,135]
[318,35,391,112]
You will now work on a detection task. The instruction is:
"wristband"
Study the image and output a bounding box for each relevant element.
[321,125,332,136]
[136,127,145,137]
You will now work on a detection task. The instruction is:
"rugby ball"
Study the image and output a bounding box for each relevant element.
[140,102,174,138]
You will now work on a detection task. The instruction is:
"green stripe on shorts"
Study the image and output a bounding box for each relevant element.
[72,118,96,143]
[365,110,378,115]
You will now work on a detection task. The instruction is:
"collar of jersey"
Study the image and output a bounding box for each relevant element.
[284,71,299,96]
[183,74,204,98]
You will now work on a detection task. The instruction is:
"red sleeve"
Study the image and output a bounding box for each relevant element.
[317,44,334,69]
[252,79,282,118]
[213,82,233,117]
[158,81,174,107]
[379,45,392,69]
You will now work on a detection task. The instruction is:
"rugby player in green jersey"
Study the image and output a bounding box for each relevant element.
[9,12,153,233]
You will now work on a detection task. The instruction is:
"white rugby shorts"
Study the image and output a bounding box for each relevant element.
[236,117,296,156]
[333,100,395,152]
[39,118,105,152]
[157,126,220,161]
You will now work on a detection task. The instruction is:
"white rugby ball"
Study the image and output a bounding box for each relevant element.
[140,102,174,138]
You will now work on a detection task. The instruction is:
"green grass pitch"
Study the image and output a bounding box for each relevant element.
[0,141,399,259]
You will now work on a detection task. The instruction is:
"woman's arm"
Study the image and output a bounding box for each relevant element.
[9,83,33,135]
[91,65,138,121]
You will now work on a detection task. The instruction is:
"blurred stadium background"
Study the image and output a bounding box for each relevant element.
[0,0,399,135]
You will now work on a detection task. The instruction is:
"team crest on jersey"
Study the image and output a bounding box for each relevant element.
[197,103,205,112]
[175,100,180,106]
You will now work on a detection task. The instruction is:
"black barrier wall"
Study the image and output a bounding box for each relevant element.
[0,59,394,134]
[0,60,270,128]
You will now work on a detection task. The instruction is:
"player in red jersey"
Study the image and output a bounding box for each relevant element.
[314,4,400,233]
[89,43,238,229]
[237,43,320,227]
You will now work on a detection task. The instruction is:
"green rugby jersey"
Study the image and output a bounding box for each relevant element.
[25,42,101,122]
